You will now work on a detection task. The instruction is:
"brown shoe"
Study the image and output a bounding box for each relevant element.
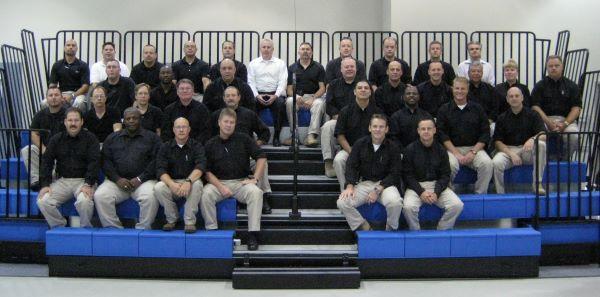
[162,222,176,231]
[359,221,372,231]
[533,185,547,195]
[184,224,197,234]
[324,160,336,177]
[304,134,319,147]
[282,138,293,146]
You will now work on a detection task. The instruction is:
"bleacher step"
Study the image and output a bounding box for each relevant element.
[268,192,338,209]
[269,175,340,192]
[233,244,357,267]
[232,266,361,289]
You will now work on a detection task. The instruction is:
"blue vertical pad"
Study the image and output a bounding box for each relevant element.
[357,231,404,258]
[139,230,186,258]
[92,228,141,257]
[404,230,451,258]
[185,230,234,259]
[46,227,94,256]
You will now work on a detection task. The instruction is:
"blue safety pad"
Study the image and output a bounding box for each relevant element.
[217,198,237,222]
[46,227,94,256]
[92,228,142,257]
[525,192,600,218]
[404,230,452,258]
[259,109,274,126]
[496,227,541,256]
[483,193,529,219]
[455,162,587,185]
[20,131,31,148]
[357,231,404,258]
[357,202,387,222]
[0,219,47,242]
[139,230,186,258]
[260,108,310,127]
[0,189,39,217]
[450,229,496,257]
[538,222,600,244]
[0,158,29,180]
[185,230,234,259]
[453,166,477,184]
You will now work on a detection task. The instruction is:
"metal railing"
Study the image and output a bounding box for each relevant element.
[122,30,190,68]
[331,31,398,71]
[579,71,600,184]
[555,30,570,61]
[20,29,45,102]
[192,31,260,66]
[563,49,589,86]
[262,31,330,66]
[400,31,468,72]
[1,44,39,129]
[0,68,18,159]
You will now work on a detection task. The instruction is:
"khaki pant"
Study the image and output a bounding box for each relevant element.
[201,179,263,231]
[448,147,493,194]
[154,179,203,225]
[320,119,338,160]
[285,95,325,137]
[37,178,94,228]
[403,181,464,230]
[20,145,41,183]
[547,115,580,158]
[336,181,403,231]
[492,142,547,194]
[94,179,159,229]
[333,150,350,192]
[250,159,271,193]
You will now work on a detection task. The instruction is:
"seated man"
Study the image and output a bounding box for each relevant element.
[95,108,161,230]
[155,117,206,233]
[437,77,493,194]
[337,114,403,231]
[209,40,248,83]
[161,79,212,144]
[531,55,581,158]
[402,118,464,230]
[150,65,178,111]
[373,61,406,117]
[201,108,266,250]
[134,83,163,135]
[467,62,498,126]
[37,107,100,228]
[203,58,255,112]
[325,37,366,85]
[417,61,452,118]
[368,36,411,89]
[90,41,130,84]
[21,86,66,190]
[130,44,163,88]
[333,80,382,191]
[457,41,495,85]
[413,40,456,86]
[493,87,547,194]
[99,60,136,115]
[47,39,89,110]
[493,59,531,116]
[172,40,210,101]
[84,86,122,143]
[389,85,432,150]
[284,42,326,147]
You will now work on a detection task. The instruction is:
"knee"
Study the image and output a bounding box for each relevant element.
[448,200,464,213]
[75,195,94,208]
[36,194,51,208]
[154,182,170,195]
[336,198,350,210]
[492,156,506,171]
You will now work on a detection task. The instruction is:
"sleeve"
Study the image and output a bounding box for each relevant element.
[171,61,181,80]
[444,63,456,85]
[80,62,91,85]
[200,61,210,78]
[193,142,208,173]
[381,143,400,188]
[477,106,491,144]
[210,111,220,137]
[368,63,377,85]
[241,84,257,111]
[275,60,288,97]
[318,65,326,83]
[160,108,174,142]
[84,135,100,186]
[139,134,161,182]
[208,64,219,81]
[401,60,412,85]
[247,135,266,160]
[324,59,336,84]
[30,113,41,130]
[374,87,385,111]
[238,64,248,83]
[488,85,499,121]
[357,60,367,81]
[412,63,425,86]
[435,106,451,143]
[90,63,101,84]
[287,65,294,87]
[120,62,130,77]
[202,85,218,112]
[456,62,468,78]
[325,82,339,117]
[197,105,212,145]
[39,135,58,188]
[522,85,532,107]
[153,108,164,131]
[434,146,451,196]
[49,63,59,85]
[101,135,121,182]
[127,79,136,103]
[402,146,425,196]
[492,116,505,143]
[130,66,141,84]
[569,81,582,108]
[109,108,121,125]
[155,143,169,179]
[344,141,362,187]
[254,114,271,143]
[247,61,259,97]
[334,108,349,137]
[532,112,547,134]
[484,63,495,85]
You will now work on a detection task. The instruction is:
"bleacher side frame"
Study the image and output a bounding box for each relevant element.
[400,31,468,72]
[262,31,330,66]
[331,31,399,71]
[122,30,190,69]
[192,31,260,67]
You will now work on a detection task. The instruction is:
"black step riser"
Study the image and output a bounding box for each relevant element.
[266,152,323,161]
[237,230,355,245]
[232,267,361,289]
[234,257,357,267]
[269,161,324,175]
[269,193,338,209]
[270,183,340,192]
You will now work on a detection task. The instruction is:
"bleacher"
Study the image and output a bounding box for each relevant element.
[0,28,599,289]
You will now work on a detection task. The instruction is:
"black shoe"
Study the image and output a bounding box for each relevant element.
[272,138,281,147]
[30,181,41,192]
[247,232,259,251]
[262,193,272,214]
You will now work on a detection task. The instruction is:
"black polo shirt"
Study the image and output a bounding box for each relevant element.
[49,58,90,92]
[436,101,490,147]
[172,57,210,94]
[389,106,432,149]
[140,105,164,133]
[40,129,100,188]
[161,100,211,144]
[345,136,400,188]
[83,107,121,142]
[468,81,498,121]
[493,81,531,116]
[334,101,382,146]
[402,139,451,196]
[494,107,546,146]
[368,57,411,86]
[211,106,270,144]
[99,76,136,116]
[205,132,266,180]
[30,107,67,146]
[324,57,366,84]
[287,60,326,95]
[156,138,207,180]
[412,60,456,86]
[203,77,256,112]
[209,59,248,83]
[531,76,581,117]
[417,80,452,118]
[130,61,164,88]
[325,77,357,117]
[150,83,178,111]
[373,80,406,117]
[102,128,161,182]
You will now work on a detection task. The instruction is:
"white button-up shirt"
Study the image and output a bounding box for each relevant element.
[90,60,130,83]
[247,56,288,97]
[457,59,495,85]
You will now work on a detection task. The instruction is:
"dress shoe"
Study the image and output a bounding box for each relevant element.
[272,138,281,147]
[324,160,336,177]
[533,185,547,195]
[247,232,259,251]
[282,138,293,146]
[162,222,176,231]
[304,134,319,147]
[30,181,41,192]
[262,193,272,214]
[184,224,197,234]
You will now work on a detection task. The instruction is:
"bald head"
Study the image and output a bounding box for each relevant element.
[220,58,236,82]
[506,86,524,111]
[387,61,403,83]
[173,117,191,142]
[341,57,357,81]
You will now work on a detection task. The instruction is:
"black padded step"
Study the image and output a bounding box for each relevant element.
[232,266,360,289]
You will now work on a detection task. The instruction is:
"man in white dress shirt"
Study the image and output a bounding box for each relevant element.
[90,41,130,84]
[457,41,495,85]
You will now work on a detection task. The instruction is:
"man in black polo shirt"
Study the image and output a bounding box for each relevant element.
[201,108,266,250]
[284,42,326,147]
[373,61,406,116]
[322,57,358,177]
[333,80,383,191]
[325,37,366,85]
[368,36,411,90]
[493,59,531,116]
[99,60,136,116]
[47,39,89,110]
[134,83,164,135]
[95,108,161,230]
[155,117,206,233]
[402,118,463,230]
[412,40,456,86]
[172,40,210,100]
[493,87,547,194]
[437,77,493,194]
[337,114,403,231]
[150,65,178,111]
[130,44,163,88]
[209,40,248,83]
[389,85,432,150]
[36,107,99,228]
[84,86,122,143]
[21,86,66,190]
[203,58,255,112]
[468,62,498,127]
[161,79,212,144]
[531,55,581,157]
[417,61,452,118]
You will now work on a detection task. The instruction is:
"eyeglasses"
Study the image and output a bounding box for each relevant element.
[174,126,189,130]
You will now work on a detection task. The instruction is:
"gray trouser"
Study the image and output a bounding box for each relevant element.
[41,91,88,111]
[448,147,493,194]
[250,159,271,193]
[403,181,464,230]
[547,115,580,157]
[333,150,350,192]
[492,142,547,194]
[336,181,403,231]
[154,179,203,225]
[320,119,338,160]
[285,95,325,136]
[37,178,94,228]
[20,145,41,183]
[95,179,158,229]
[201,179,263,231]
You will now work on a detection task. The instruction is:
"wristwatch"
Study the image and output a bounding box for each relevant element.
[185,178,192,184]
[469,149,477,154]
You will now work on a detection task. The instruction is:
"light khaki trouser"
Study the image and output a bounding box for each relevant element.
[250,159,271,193]
[285,95,325,136]
[547,115,580,158]
[37,178,94,228]
[403,181,464,230]
[333,150,349,192]
[94,180,159,229]
[320,119,338,160]
[21,145,41,183]
[448,147,493,194]
[492,142,547,194]
[154,180,203,225]
[201,179,263,231]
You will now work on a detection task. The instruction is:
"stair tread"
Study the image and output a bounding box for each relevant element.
[234,244,357,254]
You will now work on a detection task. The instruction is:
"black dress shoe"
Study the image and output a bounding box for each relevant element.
[247,232,259,251]
[262,193,272,214]
[30,181,41,192]
[272,138,281,147]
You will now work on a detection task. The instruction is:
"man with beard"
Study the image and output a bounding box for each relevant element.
[389,85,432,150]
[150,65,178,110]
